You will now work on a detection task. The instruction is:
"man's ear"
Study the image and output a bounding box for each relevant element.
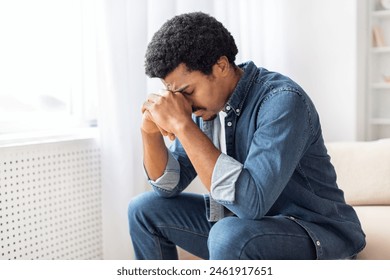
[213,56,230,78]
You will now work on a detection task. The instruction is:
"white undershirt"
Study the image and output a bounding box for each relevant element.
[218,111,227,154]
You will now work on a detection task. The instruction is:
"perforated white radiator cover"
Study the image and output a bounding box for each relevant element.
[0,139,102,259]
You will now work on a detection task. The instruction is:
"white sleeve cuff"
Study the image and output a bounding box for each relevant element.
[148,151,180,191]
[210,153,243,203]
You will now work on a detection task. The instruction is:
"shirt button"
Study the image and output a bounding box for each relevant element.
[225,105,231,111]
[316,241,321,246]
[236,109,240,113]
[227,122,232,127]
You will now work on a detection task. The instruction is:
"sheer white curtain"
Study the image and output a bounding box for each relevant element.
[96,0,148,259]
[96,0,264,259]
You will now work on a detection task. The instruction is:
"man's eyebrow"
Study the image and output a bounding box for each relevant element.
[164,84,189,93]
[172,85,189,93]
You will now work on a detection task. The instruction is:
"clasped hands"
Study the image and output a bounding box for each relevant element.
[141,89,193,140]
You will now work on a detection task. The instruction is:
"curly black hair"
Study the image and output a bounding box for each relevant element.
[145,12,238,78]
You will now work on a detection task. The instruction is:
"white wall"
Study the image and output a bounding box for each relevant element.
[258,0,360,141]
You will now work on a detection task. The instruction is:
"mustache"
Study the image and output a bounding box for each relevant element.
[192,106,204,112]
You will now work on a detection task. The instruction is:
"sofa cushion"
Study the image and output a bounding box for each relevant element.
[353,206,390,259]
[326,138,390,206]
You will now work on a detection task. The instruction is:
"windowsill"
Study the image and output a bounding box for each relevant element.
[0,127,99,148]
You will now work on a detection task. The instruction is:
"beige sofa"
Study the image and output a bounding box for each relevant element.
[327,138,390,260]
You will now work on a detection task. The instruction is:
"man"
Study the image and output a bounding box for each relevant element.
[128,12,366,260]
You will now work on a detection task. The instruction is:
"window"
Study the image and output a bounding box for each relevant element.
[0,0,97,134]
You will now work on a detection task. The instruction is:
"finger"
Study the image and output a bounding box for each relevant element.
[142,109,153,121]
[158,126,175,140]
[172,91,193,113]
[159,126,168,136]
[142,100,154,113]
[154,122,175,139]
[147,93,163,103]
[141,102,148,114]
[143,108,164,131]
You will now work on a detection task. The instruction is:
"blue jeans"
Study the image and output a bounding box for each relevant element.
[128,191,316,260]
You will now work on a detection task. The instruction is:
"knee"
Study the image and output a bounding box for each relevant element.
[208,217,244,259]
[128,192,157,231]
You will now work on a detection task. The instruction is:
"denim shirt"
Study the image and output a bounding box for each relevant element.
[148,61,366,259]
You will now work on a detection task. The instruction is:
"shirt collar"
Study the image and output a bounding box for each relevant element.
[225,61,258,116]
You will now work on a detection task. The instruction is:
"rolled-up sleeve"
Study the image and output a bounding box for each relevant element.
[147,151,180,193]
[210,153,243,203]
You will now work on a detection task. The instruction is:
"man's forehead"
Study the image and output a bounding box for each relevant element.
[162,63,192,91]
